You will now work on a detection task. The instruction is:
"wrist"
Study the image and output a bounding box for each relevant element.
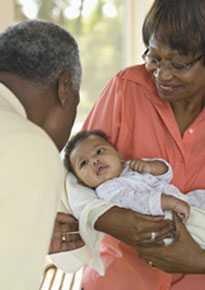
[161,194,174,211]
[94,206,120,232]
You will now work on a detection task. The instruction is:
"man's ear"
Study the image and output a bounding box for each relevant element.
[57,71,72,106]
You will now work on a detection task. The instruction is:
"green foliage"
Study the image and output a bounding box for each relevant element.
[15,0,124,121]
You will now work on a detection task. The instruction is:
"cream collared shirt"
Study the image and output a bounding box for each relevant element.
[0,83,65,289]
[51,173,115,276]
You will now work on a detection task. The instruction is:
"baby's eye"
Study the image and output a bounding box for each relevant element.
[96,148,105,155]
[79,160,88,168]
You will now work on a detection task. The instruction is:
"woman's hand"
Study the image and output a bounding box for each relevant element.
[95,206,175,247]
[137,215,205,273]
[49,212,85,254]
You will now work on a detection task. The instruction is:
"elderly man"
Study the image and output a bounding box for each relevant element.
[0,20,83,290]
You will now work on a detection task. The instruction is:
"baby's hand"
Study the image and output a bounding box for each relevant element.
[129,159,149,173]
[174,200,190,222]
[161,194,190,222]
[129,159,168,175]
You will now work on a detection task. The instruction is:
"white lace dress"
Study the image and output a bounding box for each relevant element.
[96,159,205,248]
[96,159,205,215]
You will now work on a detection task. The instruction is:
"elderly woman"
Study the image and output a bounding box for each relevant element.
[51,0,205,289]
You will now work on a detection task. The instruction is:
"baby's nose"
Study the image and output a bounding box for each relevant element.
[92,158,99,166]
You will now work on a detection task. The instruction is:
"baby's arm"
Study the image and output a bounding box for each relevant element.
[161,194,190,221]
[129,159,168,176]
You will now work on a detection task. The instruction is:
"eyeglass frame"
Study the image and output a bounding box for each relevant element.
[142,48,203,75]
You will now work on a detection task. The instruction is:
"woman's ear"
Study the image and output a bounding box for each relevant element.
[57,71,72,106]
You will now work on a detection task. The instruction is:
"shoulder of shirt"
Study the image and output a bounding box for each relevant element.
[0,86,61,165]
[0,101,57,152]
[27,125,59,153]
[3,129,64,182]
[113,64,154,93]
[1,116,60,161]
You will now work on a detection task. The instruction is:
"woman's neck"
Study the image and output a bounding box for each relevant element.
[170,96,205,135]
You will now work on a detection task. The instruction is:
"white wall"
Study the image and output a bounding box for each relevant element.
[0,0,14,31]
[125,0,153,66]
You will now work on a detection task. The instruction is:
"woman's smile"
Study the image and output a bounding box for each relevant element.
[155,81,184,96]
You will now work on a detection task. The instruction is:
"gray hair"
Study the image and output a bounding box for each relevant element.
[0,20,81,91]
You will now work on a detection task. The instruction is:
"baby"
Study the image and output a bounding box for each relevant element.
[64,130,205,222]
[58,129,205,276]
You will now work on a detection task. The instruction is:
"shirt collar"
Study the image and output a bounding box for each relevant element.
[0,82,27,118]
[120,64,165,105]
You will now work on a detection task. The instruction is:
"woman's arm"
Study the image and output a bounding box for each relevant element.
[95,206,175,247]
[49,207,175,254]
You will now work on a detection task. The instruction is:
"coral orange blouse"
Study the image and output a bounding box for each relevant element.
[82,65,205,290]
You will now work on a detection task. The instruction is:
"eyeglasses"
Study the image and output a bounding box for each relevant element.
[142,49,203,75]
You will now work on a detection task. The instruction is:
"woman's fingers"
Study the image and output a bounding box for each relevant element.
[137,215,205,273]
[135,215,175,245]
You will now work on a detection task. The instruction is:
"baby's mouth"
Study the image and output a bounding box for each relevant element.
[96,164,109,176]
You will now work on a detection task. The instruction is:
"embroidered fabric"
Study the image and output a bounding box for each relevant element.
[96,159,205,216]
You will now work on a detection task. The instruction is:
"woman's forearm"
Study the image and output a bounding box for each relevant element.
[95,206,175,247]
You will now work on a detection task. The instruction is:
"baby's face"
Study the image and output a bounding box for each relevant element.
[70,135,123,187]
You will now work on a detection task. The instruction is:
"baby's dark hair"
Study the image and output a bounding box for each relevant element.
[64,129,111,175]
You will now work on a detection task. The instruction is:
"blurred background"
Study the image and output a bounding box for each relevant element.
[1,0,153,131]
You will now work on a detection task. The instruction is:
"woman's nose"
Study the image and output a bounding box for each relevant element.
[153,66,173,81]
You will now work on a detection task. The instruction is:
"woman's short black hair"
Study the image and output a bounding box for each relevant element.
[142,0,205,58]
